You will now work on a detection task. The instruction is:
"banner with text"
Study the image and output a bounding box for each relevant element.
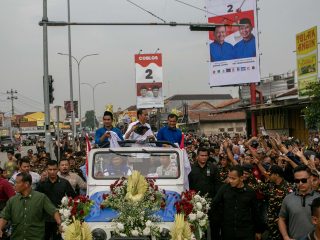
[296,26,318,98]
[206,0,260,86]
[135,53,164,109]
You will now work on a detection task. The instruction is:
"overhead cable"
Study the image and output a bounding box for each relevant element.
[126,0,167,23]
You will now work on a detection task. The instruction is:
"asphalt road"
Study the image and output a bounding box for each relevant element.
[0,145,37,168]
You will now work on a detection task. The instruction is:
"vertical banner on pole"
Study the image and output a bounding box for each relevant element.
[64,100,79,118]
[135,53,164,109]
[296,26,318,98]
[205,0,260,86]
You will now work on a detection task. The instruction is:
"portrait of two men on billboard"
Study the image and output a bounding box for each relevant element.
[209,11,256,62]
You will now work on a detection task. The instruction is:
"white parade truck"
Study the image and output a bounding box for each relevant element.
[85,141,187,240]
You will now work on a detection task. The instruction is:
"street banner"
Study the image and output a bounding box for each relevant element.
[296,26,318,97]
[135,53,164,109]
[206,0,260,86]
[64,101,78,118]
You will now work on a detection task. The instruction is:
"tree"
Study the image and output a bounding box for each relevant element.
[302,82,320,130]
[83,110,98,130]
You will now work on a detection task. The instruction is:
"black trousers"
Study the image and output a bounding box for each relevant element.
[45,222,62,240]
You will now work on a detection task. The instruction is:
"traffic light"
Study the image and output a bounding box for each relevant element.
[48,75,54,104]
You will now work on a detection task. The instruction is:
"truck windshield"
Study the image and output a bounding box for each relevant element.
[93,151,180,179]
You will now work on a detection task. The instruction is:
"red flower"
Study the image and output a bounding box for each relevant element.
[71,206,77,216]
[102,193,109,200]
[68,197,73,207]
[79,210,84,215]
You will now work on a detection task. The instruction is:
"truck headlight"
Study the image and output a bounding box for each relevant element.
[92,228,107,240]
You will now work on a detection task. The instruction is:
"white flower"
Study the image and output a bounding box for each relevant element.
[199,219,206,227]
[196,202,202,210]
[131,229,139,236]
[61,196,69,206]
[145,220,152,227]
[188,213,197,221]
[142,227,151,236]
[62,209,71,219]
[200,198,206,204]
[117,223,124,231]
[196,211,204,219]
[119,233,127,237]
[206,204,210,210]
[194,195,201,200]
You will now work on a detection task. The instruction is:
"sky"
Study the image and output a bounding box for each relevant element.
[0,0,319,119]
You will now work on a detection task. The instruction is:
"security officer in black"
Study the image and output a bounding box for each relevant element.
[188,147,221,239]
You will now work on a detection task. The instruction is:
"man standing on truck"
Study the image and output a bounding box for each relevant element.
[157,114,182,145]
[124,109,155,141]
[95,111,123,147]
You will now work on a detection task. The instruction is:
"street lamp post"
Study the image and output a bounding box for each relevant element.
[81,81,106,130]
[57,53,99,130]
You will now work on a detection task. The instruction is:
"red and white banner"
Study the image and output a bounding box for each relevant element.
[85,133,91,176]
[135,53,164,109]
[206,0,260,86]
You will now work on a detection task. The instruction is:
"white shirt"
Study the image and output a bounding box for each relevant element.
[124,120,155,141]
[9,171,41,190]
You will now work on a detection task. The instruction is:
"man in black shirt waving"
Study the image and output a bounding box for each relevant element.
[37,160,76,240]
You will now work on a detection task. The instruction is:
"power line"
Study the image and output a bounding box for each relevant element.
[173,0,234,22]
[16,97,43,109]
[17,93,43,106]
[126,0,167,23]
[16,99,43,111]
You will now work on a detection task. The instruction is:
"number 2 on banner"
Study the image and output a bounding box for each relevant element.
[227,4,233,12]
[145,69,153,80]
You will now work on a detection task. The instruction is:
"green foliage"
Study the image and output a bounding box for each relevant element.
[302,82,320,130]
[83,110,98,129]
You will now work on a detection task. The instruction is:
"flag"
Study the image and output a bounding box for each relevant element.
[85,133,91,176]
[180,133,185,149]
[180,133,191,190]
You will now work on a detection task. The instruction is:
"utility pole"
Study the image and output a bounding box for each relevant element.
[42,0,52,153]
[66,0,76,150]
[6,89,18,116]
[7,89,17,140]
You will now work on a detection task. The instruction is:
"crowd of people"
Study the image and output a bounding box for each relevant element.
[1,109,320,240]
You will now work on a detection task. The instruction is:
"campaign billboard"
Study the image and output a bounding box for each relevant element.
[135,53,164,109]
[296,26,318,97]
[64,101,78,119]
[206,0,260,86]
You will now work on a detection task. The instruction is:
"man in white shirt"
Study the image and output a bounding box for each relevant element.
[9,156,41,190]
[124,109,156,141]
